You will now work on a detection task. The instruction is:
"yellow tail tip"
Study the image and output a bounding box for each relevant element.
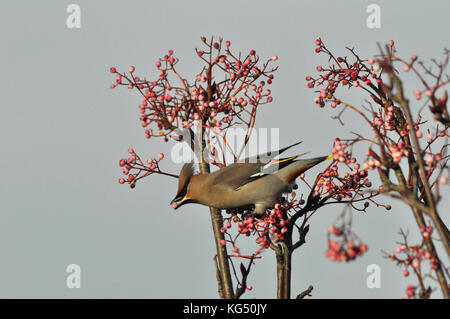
[325,154,333,161]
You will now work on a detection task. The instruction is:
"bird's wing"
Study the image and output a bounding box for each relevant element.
[238,141,303,164]
[233,155,303,189]
[213,155,307,190]
[212,163,261,190]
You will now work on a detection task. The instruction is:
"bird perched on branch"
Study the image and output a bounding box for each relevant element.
[170,141,331,215]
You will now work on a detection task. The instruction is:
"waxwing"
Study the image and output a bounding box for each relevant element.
[170,141,330,215]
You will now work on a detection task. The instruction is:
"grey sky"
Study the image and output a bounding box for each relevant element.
[0,0,449,298]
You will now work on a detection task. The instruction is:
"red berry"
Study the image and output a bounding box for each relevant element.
[110,67,116,73]
[129,66,135,73]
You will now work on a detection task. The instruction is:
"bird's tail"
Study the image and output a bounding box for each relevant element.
[280,155,331,183]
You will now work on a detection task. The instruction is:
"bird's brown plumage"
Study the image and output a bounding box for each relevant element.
[171,141,329,215]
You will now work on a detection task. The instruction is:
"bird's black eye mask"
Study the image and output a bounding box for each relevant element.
[173,176,191,202]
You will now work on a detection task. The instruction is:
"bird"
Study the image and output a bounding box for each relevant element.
[170,141,331,215]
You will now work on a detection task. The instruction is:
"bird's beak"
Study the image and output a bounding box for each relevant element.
[170,197,182,210]
[170,195,195,210]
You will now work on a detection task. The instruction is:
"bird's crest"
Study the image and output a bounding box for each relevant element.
[177,162,195,194]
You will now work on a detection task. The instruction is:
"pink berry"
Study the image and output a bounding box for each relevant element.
[246,285,253,291]
[225,41,230,47]
[156,61,161,68]
[110,67,116,73]
[220,239,226,246]
[158,153,164,160]
[118,178,125,184]
[389,40,394,47]
[129,66,135,73]
[128,148,134,154]
[168,49,173,55]
[403,270,409,277]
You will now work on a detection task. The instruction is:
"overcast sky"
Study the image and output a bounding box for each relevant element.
[0,0,449,298]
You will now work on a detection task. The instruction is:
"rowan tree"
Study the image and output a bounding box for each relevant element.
[110,36,449,298]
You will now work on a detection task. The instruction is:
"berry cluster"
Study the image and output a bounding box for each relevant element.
[313,138,380,208]
[386,228,438,298]
[307,38,383,109]
[118,148,171,188]
[325,225,368,262]
[110,37,278,141]
[221,202,292,255]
